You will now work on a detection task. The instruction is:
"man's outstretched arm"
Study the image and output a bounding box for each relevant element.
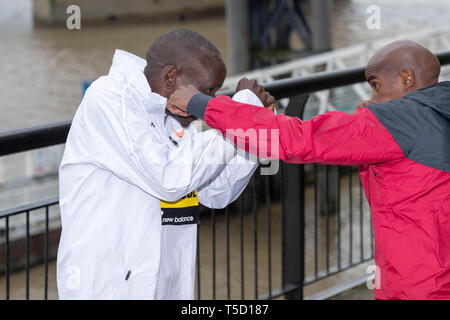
[167,86,405,165]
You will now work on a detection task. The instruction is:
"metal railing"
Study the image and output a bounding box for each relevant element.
[1,49,450,300]
[221,28,450,114]
[0,197,59,300]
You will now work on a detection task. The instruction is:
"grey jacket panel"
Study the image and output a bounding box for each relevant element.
[368,82,450,173]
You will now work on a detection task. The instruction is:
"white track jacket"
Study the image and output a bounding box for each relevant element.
[57,50,262,299]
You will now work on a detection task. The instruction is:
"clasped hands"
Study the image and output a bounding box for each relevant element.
[167,78,276,117]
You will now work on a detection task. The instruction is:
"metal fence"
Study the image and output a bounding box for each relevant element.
[0,197,59,300]
[1,49,450,300]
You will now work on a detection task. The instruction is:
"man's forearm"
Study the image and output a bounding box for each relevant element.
[187,93,287,160]
[185,93,405,165]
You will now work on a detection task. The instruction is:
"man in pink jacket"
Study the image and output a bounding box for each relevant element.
[167,41,450,299]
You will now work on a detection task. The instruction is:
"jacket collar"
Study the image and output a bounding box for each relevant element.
[107,50,194,133]
[108,49,167,112]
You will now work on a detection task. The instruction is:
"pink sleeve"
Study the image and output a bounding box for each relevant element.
[204,95,405,165]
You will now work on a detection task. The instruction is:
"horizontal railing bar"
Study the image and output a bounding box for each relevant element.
[221,49,450,99]
[256,283,298,300]
[304,257,374,286]
[0,196,59,218]
[1,50,449,157]
[304,274,370,300]
[0,120,71,157]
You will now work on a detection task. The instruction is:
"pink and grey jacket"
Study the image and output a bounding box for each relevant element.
[187,83,450,300]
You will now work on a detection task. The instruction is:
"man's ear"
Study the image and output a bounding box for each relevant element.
[401,69,416,90]
[163,65,178,89]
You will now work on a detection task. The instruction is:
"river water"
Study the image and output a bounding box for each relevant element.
[1,0,450,131]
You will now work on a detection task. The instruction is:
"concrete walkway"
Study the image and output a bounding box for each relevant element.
[331,284,374,300]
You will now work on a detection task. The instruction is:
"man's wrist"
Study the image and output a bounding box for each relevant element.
[187,94,213,120]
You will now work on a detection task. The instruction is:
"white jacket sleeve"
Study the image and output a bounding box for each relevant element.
[74,79,239,202]
[198,89,263,208]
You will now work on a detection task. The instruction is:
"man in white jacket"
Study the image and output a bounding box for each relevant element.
[57,29,274,299]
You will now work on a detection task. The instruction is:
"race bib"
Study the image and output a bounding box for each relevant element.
[160,191,199,226]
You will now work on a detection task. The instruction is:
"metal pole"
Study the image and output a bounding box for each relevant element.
[226,0,250,74]
[281,94,308,300]
[318,165,338,217]
[310,0,333,52]
[0,157,4,186]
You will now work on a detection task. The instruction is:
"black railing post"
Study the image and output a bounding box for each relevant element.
[5,216,10,300]
[282,163,305,300]
[282,94,308,300]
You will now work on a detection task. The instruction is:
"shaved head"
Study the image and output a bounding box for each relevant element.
[367,40,440,88]
[143,29,227,127]
[365,40,441,104]
[145,29,226,98]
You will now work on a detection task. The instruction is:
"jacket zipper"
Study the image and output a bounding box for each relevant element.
[125,222,152,281]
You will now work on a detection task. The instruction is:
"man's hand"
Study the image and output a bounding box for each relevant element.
[355,100,371,110]
[236,77,276,112]
[166,84,200,117]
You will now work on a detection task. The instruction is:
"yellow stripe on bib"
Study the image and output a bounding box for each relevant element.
[160,190,199,208]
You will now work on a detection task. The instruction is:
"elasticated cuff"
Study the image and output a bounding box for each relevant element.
[187,93,213,120]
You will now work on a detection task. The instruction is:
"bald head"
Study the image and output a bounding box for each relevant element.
[365,40,441,104]
[145,29,226,98]
[144,29,227,127]
[367,40,440,87]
